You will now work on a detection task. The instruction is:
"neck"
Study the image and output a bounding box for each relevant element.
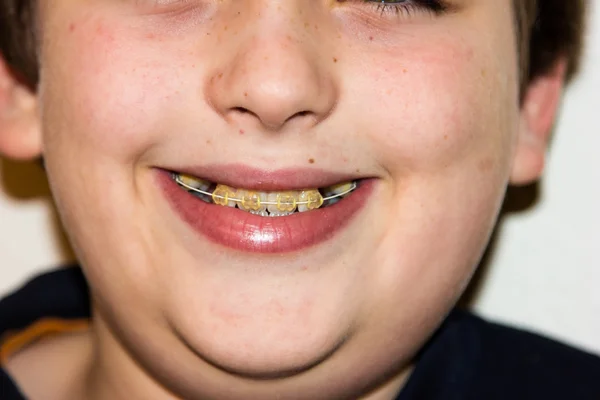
[82,312,179,400]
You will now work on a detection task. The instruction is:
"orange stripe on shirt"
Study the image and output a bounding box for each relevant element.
[0,318,89,366]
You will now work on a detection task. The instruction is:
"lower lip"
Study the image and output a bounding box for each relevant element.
[157,171,374,253]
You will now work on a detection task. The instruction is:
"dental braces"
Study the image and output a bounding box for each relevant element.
[174,174,357,211]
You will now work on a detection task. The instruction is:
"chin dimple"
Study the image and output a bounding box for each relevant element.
[172,173,357,217]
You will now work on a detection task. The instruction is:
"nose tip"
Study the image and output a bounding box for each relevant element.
[206,33,337,132]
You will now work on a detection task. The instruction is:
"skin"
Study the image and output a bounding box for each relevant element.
[0,1,567,399]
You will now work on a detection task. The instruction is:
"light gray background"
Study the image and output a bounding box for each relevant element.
[1,4,599,355]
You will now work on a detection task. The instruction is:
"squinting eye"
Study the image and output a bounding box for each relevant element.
[135,0,203,15]
[355,0,448,17]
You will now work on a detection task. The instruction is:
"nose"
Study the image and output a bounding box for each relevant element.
[205,7,338,132]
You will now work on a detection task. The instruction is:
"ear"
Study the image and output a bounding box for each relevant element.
[0,55,41,161]
[509,59,568,186]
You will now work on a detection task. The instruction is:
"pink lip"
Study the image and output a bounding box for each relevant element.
[157,169,374,253]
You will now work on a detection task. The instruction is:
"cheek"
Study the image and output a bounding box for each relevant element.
[40,13,190,161]
[352,36,519,175]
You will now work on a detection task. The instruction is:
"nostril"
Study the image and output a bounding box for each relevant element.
[284,110,316,125]
[231,106,261,121]
[232,106,252,114]
[294,111,312,118]
[284,110,313,123]
[229,106,315,130]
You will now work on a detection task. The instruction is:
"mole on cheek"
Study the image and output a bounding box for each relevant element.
[308,158,315,164]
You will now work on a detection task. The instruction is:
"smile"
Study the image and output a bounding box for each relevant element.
[173,173,358,217]
[158,168,374,253]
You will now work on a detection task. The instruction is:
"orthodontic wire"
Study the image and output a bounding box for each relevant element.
[174,175,357,205]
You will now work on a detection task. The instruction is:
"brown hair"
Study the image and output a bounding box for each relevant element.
[0,1,588,90]
[517,0,587,85]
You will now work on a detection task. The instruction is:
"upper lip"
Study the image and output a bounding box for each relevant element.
[164,164,364,191]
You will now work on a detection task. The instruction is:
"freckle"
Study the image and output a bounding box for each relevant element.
[206,32,211,36]
[403,68,407,73]
[444,134,448,140]
[308,158,315,164]
[355,169,361,173]
[218,73,223,79]
[481,69,487,77]
[244,92,248,97]
[224,25,228,31]
[333,57,338,63]
[206,139,212,145]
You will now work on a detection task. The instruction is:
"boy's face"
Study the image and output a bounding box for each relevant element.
[32,1,528,398]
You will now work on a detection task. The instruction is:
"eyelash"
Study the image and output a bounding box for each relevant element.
[355,0,447,17]
[145,0,448,18]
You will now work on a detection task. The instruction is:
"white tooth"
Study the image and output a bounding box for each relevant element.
[177,174,211,192]
[267,192,280,215]
[267,192,298,216]
[250,210,269,217]
[322,182,355,198]
[238,190,267,213]
[236,189,247,211]
[298,190,323,212]
[271,210,293,217]
[298,191,308,213]
[212,184,237,207]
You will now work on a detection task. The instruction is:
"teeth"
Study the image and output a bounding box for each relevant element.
[173,173,355,217]
[322,182,355,198]
[250,210,269,217]
[267,192,299,216]
[298,190,324,212]
[212,184,237,207]
[177,174,212,192]
[237,190,267,213]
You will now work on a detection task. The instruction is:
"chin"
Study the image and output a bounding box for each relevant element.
[167,294,351,379]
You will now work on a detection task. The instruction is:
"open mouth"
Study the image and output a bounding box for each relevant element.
[158,168,373,253]
[172,173,358,217]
